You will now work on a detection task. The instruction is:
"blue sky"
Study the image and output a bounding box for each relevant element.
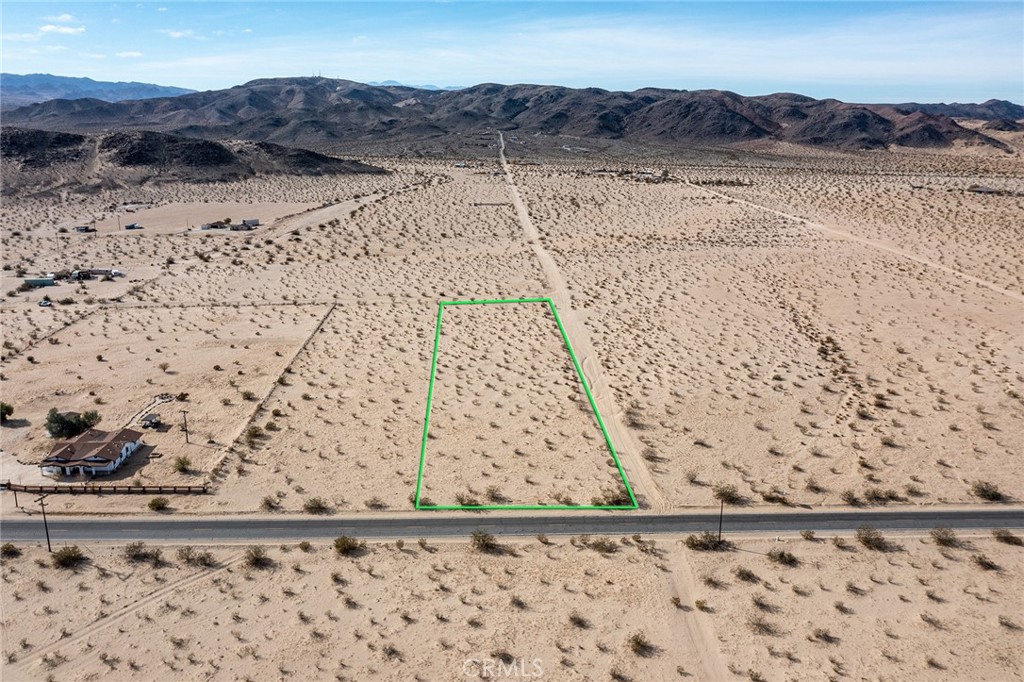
[2,1,1021,102]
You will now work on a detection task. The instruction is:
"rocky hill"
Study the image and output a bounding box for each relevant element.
[0,126,385,194]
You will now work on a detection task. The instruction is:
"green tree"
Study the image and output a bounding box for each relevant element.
[45,408,102,439]
[0,402,12,424]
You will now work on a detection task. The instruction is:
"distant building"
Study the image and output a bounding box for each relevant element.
[23,277,56,288]
[241,218,260,227]
[39,428,144,477]
[124,223,144,230]
[230,223,255,231]
[73,225,95,233]
[140,414,162,429]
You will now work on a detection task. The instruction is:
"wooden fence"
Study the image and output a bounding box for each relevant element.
[1,481,208,495]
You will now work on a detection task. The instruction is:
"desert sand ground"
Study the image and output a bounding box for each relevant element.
[2,135,1023,679]
[1,528,1021,681]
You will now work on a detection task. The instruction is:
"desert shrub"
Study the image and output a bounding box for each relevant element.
[734,567,759,583]
[800,530,816,541]
[684,531,733,551]
[241,390,257,401]
[568,610,590,628]
[1,543,21,558]
[243,545,272,569]
[124,542,162,566]
[0,402,13,424]
[811,628,838,644]
[148,497,169,512]
[747,615,776,636]
[855,525,893,551]
[586,537,618,554]
[177,546,215,567]
[260,495,279,511]
[972,554,999,571]
[694,599,711,612]
[302,497,330,514]
[767,548,798,566]
[930,527,961,548]
[970,481,1004,502]
[712,483,743,505]
[591,487,632,506]
[52,545,87,569]
[470,529,500,554]
[334,536,365,557]
[172,456,191,474]
[363,497,386,510]
[628,631,656,656]
[298,541,313,553]
[992,528,1023,546]
[840,490,861,506]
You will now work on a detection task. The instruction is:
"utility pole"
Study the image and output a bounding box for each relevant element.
[36,495,52,553]
[181,410,190,444]
[717,499,724,542]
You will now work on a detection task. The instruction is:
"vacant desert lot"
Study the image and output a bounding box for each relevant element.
[2,146,1022,518]
[1,528,1021,681]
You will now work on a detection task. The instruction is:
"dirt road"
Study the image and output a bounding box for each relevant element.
[497,133,667,511]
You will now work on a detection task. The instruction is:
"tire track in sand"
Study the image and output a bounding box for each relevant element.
[498,132,667,512]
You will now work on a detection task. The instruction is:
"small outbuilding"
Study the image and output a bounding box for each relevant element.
[140,414,162,429]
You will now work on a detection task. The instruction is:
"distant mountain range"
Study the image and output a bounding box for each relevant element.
[0,73,196,110]
[366,80,463,91]
[4,76,1022,152]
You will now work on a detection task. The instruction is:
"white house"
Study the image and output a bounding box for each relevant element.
[39,428,144,477]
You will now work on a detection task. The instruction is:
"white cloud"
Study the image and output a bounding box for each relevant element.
[80,52,106,59]
[116,51,144,58]
[242,28,253,34]
[158,7,168,12]
[44,13,76,23]
[158,29,196,39]
[39,24,85,35]
[2,32,43,42]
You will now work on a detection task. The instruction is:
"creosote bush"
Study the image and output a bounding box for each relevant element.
[712,483,744,505]
[0,543,21,558]
[684,531,733,551]
[992,528,1022,546]
[52,545,87,569]
[302,497,331,514]
[334,536,366,557]
[767,548,798,566]
[970,481,1004,502]
[855,525,894,552]
[930,527,961,548]
[470,529,501,554]
[244,545,272,569]
[148,497,170,512]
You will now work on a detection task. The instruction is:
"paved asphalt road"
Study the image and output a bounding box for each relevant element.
[2,508,1022,543]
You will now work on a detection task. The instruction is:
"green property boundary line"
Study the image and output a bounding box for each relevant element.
[414,297,638,511]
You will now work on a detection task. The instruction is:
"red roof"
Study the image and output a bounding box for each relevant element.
[41,428,143,466]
